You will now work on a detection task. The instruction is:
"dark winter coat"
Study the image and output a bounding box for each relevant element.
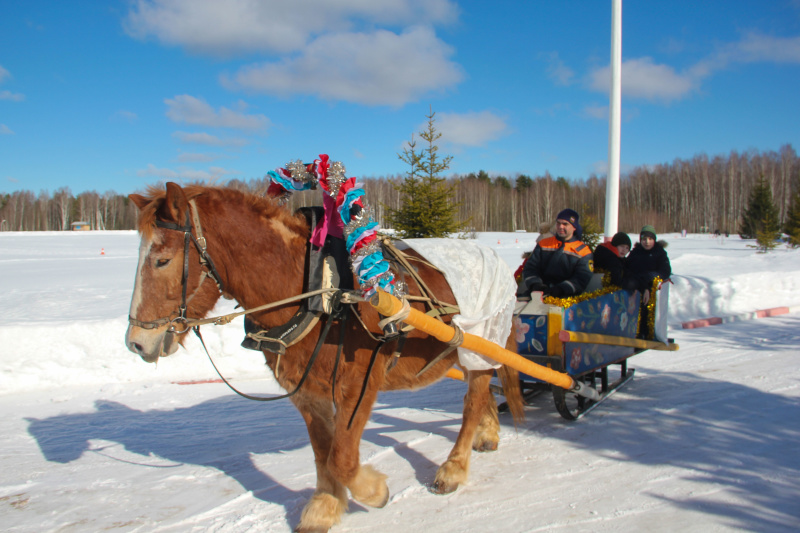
[622,241,671,293]
[592,241,626,287]
[519,235,593,297]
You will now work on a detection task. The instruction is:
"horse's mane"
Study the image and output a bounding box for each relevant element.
[135,184,308,239]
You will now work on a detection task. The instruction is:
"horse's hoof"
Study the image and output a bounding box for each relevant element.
[473,439,498,452]
[430,479,459,495]
[431,460,467,494]
[296,492,345,533]
[349,465,389,508]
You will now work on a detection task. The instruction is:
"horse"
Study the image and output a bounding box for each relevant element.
[125,182,524,532]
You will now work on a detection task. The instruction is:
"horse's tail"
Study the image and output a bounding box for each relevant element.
[497,364,525,425]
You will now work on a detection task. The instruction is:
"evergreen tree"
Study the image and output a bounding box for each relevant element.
[739,176,780,239]
[783,190,800,247]
[579,204,603,250]
[386,107,462,238]
[754,218,781,252]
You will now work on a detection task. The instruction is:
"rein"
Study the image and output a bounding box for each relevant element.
[192,291,349,402]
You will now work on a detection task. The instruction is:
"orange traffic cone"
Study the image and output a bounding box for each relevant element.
[101,248,105,255]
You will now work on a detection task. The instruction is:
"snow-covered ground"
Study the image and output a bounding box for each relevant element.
[1,230,799,532]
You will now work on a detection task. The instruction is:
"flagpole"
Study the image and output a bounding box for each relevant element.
[605,0,622,240]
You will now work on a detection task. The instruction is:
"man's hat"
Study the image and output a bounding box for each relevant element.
[556,208,582,238]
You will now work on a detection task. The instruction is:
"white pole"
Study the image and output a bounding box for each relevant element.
[604,0,622,240]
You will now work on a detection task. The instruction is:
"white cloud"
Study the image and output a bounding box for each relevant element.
[223,27,463,106]
[136,163,239,181]
[691,32,800,78]
[589,57,695,102]
[124,0,458,56]
[176,152,219,163]
[723,32,800,64]
[112,110,138,122]
[172,131,249,147]
[543,52,575,86]
[0,124,14,135]
[435,111,508,147]
[588,33,800,104]
[0,90,24,101]
[0,67,24,101]
[583,105,608,120]
[165,95,269,131]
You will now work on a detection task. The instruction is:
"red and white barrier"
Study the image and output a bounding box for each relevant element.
[681,306,797,329]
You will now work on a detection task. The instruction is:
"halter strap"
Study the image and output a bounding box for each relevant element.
[130,200,225,331]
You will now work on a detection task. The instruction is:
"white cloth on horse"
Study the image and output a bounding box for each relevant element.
[400,238,517,371]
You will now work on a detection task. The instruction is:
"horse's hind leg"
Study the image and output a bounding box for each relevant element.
[432,368,494,494]
[472,389,500,452]
[293,395,348,533]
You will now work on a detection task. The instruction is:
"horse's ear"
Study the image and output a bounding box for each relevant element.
[159,182,188,224]
[129,194,149,211]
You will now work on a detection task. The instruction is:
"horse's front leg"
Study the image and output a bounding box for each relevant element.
[432,368,494,494]
[292,394,348,533]
[327,372,389,510]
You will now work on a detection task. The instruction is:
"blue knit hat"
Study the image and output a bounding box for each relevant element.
[556,208,582,238]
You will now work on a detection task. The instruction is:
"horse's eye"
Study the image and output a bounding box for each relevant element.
[155,258,171,268]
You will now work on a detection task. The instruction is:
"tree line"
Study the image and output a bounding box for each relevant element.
[2,144,798,235]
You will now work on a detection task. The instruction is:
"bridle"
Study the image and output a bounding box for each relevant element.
[127,200,225,337]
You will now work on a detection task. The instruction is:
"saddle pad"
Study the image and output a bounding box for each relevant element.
[400,239,517,371]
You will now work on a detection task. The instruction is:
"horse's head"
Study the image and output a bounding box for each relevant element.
[125,182,222,363]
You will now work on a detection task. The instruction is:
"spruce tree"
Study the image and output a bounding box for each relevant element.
[739,176,780,239]
[784,190,800,247]
[386,107,462,238]
[754,219,781,252]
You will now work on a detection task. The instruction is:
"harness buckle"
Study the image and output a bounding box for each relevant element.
[169,315,191,334]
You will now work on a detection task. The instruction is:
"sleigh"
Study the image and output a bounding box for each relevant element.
[511,275,678,420]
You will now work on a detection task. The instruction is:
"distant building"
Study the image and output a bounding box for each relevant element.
[71,221,91,231]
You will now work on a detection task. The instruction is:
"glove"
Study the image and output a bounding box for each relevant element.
[529,282,548,293]
[550,285,565,297]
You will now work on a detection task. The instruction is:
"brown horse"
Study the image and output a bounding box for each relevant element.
[125,182,524,532]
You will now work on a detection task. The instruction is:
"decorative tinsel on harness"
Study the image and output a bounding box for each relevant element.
[266,154,403,299]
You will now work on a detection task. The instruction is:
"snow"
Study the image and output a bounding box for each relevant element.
[1,230,799,532]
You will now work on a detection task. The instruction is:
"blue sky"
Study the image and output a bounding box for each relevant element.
[1,0,799,195]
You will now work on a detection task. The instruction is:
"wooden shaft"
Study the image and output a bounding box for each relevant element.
[371,291,575,390]
[558,330,679,351]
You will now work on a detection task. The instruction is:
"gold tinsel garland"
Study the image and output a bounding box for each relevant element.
[542,284,620,308]
[542,275,662,340]
[642,276,663,340]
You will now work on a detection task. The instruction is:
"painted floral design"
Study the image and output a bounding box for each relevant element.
[514,317,530,343]
[600,304,611,328]
[570,348,582,369]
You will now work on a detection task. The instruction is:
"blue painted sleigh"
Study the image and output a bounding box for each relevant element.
[510,276,677,419]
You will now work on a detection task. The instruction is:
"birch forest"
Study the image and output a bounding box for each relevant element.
[2,144,797,235]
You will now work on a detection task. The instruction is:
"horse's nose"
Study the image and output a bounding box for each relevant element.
[130,341,144,354]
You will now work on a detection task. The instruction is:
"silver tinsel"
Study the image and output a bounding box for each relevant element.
[284,159,315,184]
[326,160,347,199]
[349,240,382,264]
[343,205,373,237]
